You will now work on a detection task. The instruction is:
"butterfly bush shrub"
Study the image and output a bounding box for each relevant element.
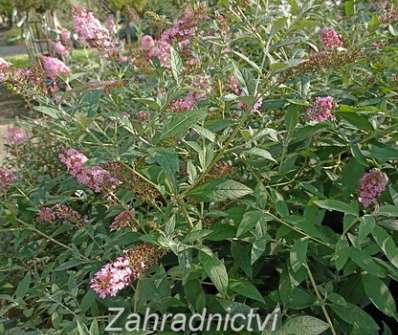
[2,1,398,333]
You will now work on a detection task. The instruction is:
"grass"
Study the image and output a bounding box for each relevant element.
[4,49,94,69]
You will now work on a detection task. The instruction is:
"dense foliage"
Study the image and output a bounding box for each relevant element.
[2,0,398,334]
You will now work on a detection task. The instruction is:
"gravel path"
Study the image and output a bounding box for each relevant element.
[0,30,27,57]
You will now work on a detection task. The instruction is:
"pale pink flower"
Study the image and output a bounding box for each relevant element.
[0,168,16,191]
[5,127,28,145]
[51,41,69,58]
[105,15,117,34]
[147,40,172,68]
[227,75,242,95]
[90,256,134,298]
[320,28,343,49]
[41,56,71,79]
[59,149,88,175]
[72,6,114,50]
[75,166,121,193]
[60,30,71,45]
[358,170,388,208]
[140,35,155,50]
[306,96,336,122]
[0,57,10,81]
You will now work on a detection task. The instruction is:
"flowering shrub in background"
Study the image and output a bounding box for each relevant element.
[2,0,398,334]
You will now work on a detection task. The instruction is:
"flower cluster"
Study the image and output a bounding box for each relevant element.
[87,79,127,94]
[37,204,84,226]
[4,127,28,145]
[90,244,164,298]
[59,148,88,175]
[59,149,120,193]
[72,6,114,50]
[171,75,210,112]
[306,96,336,122]
[40,56,71,80]
[51,41,69,58]
[320,28,343,49]
[358,170,388,208]
[0,168,16,192]
[142,5,207,68]
[90,255,134,298]
[75,166,121,193]
[110,210,136,231]
[0,57,9,81]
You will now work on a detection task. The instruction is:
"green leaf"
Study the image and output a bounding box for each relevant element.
[290,239,308,272]
[338,112,373,131]
[362,274,398,320]
[237,210,272,237]
[368,145,398,161]
[376,205,398,217]
[170,47,182,85]
[276,315,329,335]
[230,279,264,303]
[314,200,358,216]
[349,248,386,277]
[157,109,207,142]
[372,225,398,270]
[245,148,277,163]
[199,251,228,295]
[34,106,61,119]
[329,294,379,331]
[15,274,31,298]
[149,147,179,187]
[188,179,253,202]
[285,106,300,135]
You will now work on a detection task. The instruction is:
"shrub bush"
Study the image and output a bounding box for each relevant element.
[1,1,398,334]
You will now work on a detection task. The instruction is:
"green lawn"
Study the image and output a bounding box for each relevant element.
[4,49,94,68]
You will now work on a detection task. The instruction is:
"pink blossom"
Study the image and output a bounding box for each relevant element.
[358,170,388,208]
[320,28,343,49]
[251,97,263,114]
[41,56,71,79]
[185,58,201,68]
[0,168,16,191]
[75,166,121,192]
[60,30,71,45]
[59,149,88,175]
[227,75,242,95]
[53,204,84,225]
[306,96,336,122]
[4,127,28,145]
[105,15,117,34]
[90,256,134,298]
[51,41,69,58]
[37,207,56,223]
[147,40,172,68]
[72,6,114,50]
[141,35,155,50]
[0,58,10,81]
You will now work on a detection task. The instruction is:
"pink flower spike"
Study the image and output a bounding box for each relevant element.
[306,96,336,123]
[41,56,71,79]
[90,256,134,298]
[320,27,343,49]
[0,168,17,192]
[5,127,28,145]
[358,170,388,208]
[141,35,155,50]
[59,148,88,175]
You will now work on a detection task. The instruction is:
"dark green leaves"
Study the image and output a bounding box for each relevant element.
[230,279,264,303]
[156,109,207,143]
[362,274,398,320]
[314,200,358,216]
[199,251,228,295]
[188,179,253,202]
